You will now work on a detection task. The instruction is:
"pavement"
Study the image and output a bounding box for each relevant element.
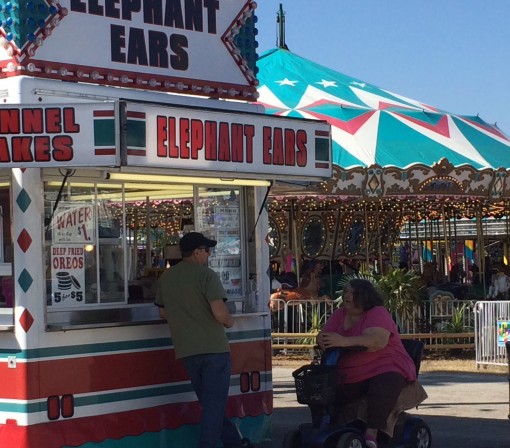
[257,366,510,448]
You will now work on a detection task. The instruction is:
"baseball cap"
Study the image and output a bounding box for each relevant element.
[179,232,217,253]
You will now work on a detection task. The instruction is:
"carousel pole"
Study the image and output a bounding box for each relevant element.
[505,203,510,266]
[420,217,426,272]
[145,197,152,270]
[414,212,422,272]
[442,205,449,281]
[364,203,371,272]
[476,207,486,298]
[376,204,383,274]
[435,218,443,277]
[291,200,300,285]
[429,218,434,265]
[407,219,414,268]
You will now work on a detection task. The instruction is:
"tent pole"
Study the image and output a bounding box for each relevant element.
[277,4,289,50]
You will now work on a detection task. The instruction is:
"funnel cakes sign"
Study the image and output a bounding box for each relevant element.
[0,0,258,100]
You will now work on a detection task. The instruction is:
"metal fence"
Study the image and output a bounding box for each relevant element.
[474,300,510,367]
[271,296,476,351]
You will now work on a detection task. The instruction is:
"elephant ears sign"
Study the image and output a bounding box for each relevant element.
[0,0,258,100]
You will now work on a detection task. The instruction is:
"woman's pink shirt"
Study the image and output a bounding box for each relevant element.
[322,306,417,384]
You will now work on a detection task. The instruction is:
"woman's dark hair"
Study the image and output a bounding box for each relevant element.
[349,278,384,311]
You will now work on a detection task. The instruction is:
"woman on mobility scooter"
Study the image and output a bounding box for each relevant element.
[311,278,429,448]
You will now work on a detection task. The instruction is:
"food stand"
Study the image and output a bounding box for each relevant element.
[0,2,332,447]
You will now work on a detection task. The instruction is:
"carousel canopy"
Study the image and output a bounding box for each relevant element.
[256,48,510,170]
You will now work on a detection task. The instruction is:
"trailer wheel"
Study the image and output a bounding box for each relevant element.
[335,432,364,448]
[282,429,301,448]
[407,421,432,448]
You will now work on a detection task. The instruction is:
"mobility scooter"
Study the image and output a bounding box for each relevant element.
[282,340,432,448]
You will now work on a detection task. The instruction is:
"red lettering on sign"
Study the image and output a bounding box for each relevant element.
[155,116,259,166]
[63,108,80,133]
[190,119,203,160]
[218,122,230,161]
[34,136,51,161]
[179,118,190,159]
[12,137,34,162]
[231,123,243,163]
[285,128,295,166]
[272,127,284,165]
[296,130,308,167]
[156,115,167,157]
[262,126,271,165]
[0,138,10,162]
[0,109,19,134]
[205,120,217,160]
[56,206,92,230]
[261,127,308,167]
[22,109,44,134]
[53,256,84,270]
[52,136,74,161]
[46,109,61,133]
[245,125,254,163]
[168,117,179,157]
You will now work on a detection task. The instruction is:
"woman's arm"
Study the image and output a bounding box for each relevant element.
[320,327,390,352]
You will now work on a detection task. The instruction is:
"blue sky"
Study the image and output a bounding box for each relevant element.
[254,1,510,134]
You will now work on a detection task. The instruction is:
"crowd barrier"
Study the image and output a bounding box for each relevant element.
[474,300,510,367]
[270,296,476,353]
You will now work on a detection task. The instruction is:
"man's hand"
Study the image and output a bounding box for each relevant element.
[211,300,234,328]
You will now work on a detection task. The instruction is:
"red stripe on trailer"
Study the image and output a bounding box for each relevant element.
[0,340,271,400]
[0,391,271,448]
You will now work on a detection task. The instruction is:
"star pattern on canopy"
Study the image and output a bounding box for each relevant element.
[275,78,299,86]
[317,80,337,88]
[257,48,510,170]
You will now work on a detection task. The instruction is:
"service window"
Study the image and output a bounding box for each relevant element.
[43,176,250,327]
[44,184,124,308]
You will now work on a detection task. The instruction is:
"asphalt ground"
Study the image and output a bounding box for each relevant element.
[257,366,510,448]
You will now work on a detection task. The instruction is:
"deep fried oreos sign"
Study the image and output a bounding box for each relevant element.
[0,0,257,99]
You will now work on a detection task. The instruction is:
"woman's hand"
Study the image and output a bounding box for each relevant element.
[320,332,348,349]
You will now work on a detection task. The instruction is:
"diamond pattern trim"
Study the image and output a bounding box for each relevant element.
[20,309,34,333]
[17,229,32,253]
[18,269,33,293]
[16,189,32,213]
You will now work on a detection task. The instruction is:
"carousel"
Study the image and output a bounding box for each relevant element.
[256,30,510,299]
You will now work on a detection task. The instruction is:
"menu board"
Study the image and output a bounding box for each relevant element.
[197,197,243,299]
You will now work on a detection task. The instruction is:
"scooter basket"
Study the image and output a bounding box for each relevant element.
[292,364,338,406]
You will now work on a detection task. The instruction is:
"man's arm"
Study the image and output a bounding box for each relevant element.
[211,299,234,328]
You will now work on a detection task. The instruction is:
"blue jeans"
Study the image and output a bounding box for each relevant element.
[183,352,242,448]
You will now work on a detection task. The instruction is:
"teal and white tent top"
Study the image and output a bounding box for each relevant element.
[256,48,510,170]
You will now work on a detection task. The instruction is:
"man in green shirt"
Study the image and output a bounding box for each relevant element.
[156,232,241,448]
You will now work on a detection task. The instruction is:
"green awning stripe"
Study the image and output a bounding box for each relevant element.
[0,329,269,360]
